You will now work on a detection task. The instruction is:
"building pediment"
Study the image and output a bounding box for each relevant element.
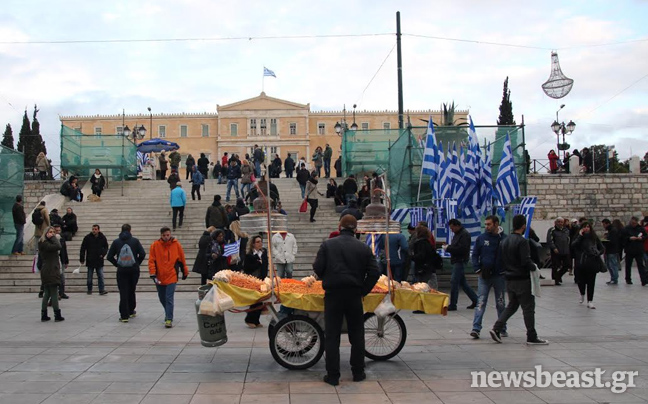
[217,92,309,112]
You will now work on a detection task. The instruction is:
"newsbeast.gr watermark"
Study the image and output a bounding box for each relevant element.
[472,366,638,393]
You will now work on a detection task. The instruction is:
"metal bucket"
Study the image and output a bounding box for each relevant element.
[195,284,227,348]
[198,284,212,300]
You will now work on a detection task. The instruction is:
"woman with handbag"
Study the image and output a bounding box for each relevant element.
[243,235,268,328]
[571,222,605,309]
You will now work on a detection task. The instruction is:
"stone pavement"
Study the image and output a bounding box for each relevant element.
[1,272,648,404]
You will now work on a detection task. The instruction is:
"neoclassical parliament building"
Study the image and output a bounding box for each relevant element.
[60,92,461,163]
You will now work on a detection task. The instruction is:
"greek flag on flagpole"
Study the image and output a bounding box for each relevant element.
[390,208,409,223]
[479,141,494,216]
[421,116,439,198]
[458,116,482,217]
[409,207,425,226]
[365,234,383,255]
[263,67,276,78]
[223,240,241,257]
[449,143,465,201]
[495,133,520,207]
[437,142,450,207]
[517,196,538,238]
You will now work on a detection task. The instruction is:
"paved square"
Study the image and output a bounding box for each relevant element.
[1,273,648,403]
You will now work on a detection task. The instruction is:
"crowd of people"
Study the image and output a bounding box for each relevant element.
[548,147,594,174]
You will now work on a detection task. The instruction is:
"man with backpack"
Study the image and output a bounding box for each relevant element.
[107,224,147,323]
[149,226,189,329]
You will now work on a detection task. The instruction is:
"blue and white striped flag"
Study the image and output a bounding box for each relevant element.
[426,207,435,231]
[223,239,241,257]
[390,208,409,223]
[409,207,425,227]
[421,116,439,198]
[365,234,383,255]
[480,142,494,216]
[459,116,482,218]
[449,143,465,201]
[516,196,537,238]
[263,67,276,78]
[495,133,520,207]
[437,142,451,207]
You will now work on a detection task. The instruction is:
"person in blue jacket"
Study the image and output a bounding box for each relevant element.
[470,215,507,339]
[170,183,187,230]
[377,232,409,282]
[190,165,204,201]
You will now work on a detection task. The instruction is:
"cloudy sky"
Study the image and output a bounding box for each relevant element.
[0,0,647,164]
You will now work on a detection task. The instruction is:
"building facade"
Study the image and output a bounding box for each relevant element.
[60,92,466,168]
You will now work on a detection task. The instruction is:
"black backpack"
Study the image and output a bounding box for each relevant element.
[32,209,44,226]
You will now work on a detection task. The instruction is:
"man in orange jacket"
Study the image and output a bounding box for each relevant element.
[149,226,188,328]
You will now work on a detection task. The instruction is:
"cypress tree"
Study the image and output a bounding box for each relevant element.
[1,123,14,149]
[497,77,516,125]
[16,110,32,166]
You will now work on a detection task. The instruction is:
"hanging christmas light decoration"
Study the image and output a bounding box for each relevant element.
[542,51,574,99]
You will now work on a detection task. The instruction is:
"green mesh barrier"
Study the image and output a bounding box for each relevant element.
[342,124,527,210]
[0,146,24,254]
[60,125,137,180]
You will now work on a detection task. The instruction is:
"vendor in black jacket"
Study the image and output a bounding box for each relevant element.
[490,214,548,345]
[243,235,268,328]
[80,224,109,295]
[443,219,477,311]
[313,215,380,386]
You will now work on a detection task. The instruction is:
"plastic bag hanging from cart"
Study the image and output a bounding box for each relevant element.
[374,293,396,319]
[199,284,234,316]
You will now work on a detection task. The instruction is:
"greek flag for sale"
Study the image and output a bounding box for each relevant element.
[223,239,241,257]
[390,208,409,223]
[421,116,439,198]
[365,234,383,255]
[495,133,520,206]
[480,142,494,216]
[263,67,276,77]
[137,151,149,173]
[426,207,435,231]
[410,207,425,227]
[437,142,451,207]
[459,116,482,218]
[514,196,538,238]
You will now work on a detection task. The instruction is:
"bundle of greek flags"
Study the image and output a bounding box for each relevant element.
[421,115,519,221]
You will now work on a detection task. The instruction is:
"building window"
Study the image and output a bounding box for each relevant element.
[383,122,391,130]
[116,126,123,135]
[289,123,297,135]
[318,123,325,135]
[361,122,369,130]
[270,118,277,136]
[159,125,166,138]
[260,118,267,136]
[289,151,298,162]
[180,125,188,138]
[250,119,257,136]
[94,127,102,138]
[230,123,238,136]
[201,124,209,137]
[270,146,278,155]
[74,127,82,133]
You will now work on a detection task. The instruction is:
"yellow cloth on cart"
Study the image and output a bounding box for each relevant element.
[214,281,270,307]
[279,292,385,312]
[393,289,449,315]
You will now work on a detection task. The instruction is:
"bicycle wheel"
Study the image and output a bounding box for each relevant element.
[363,312,407,361]
[269,315,324,370]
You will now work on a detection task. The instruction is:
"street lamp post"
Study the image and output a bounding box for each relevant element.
[148,107,152,139]
[120,124,147,196]
[551,104,576,160]
[335,105,357,178]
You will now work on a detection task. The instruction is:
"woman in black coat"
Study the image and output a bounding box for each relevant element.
[192,227,214,285]
[243,235,268,328]
[326,178,337,198]
[90,169,106,197]
[207,229,229,281]
[38,227,64,322]
[571,222,604,309]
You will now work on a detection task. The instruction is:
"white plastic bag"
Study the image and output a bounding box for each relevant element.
[374,294,396,319]
[530,264,541,297]
[199,286,220,316]
[72,266,81,274]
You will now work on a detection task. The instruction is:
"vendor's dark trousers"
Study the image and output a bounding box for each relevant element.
[449,262,478,310]
[186,167,193,180]
[324,291,365,379]
[245,303,262,325]
[576,267,597,301]
[172,206,184,229]
[116,267,139,320]
[191,185,201,200]
[551,252,570,282]
[625,253,648,284]
[493,279,537,340]
[160,169,167,180]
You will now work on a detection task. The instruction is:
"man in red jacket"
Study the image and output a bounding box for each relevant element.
[149,227,188,328]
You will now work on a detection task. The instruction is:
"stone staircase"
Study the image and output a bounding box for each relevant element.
[0,177,342,293]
